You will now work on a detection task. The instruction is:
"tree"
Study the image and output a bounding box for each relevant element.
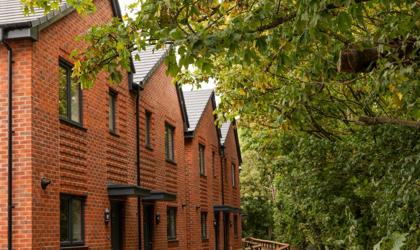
[24,0,419,248]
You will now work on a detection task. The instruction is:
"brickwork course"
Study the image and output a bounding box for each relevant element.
[0,0,242,249]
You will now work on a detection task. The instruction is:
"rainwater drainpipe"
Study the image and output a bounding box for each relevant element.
[135,81,144,250]
[220,145,225,205]
[1,28,14,250]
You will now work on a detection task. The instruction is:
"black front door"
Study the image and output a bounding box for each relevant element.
[214,211,220,250]
[223,212,229,250]
[111,202,123,250]
[143,204,154,250]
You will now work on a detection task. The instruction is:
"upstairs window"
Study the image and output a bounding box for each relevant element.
[232,163,236,187]
[109,90,117,133]
[199,144,205,176]
[212,151,216,177]
[145,111,152,148]
[167,207,177,240]
[60,195,85,247]
[224,159,228,182]
[59,60,82,124]
[165,124,175,162]
[201,212,208,240]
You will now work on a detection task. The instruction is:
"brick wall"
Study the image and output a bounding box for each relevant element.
[139,63,187,250]
[221,124,242,250]
[184,99,222,250]
[0,39,34,250]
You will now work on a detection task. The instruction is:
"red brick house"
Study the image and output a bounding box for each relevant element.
[0,0,241,249]
[183,89,242,250]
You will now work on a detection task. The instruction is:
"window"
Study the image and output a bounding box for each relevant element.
[145,111,152,148]
[60,195,84,246]
[232,163,236,187]
[233,215,239,238]
[167,207,177,240]
[165,124,175,161]
[224,159,228,182]
[109,90,117,133]
[59,60,82,124]
[201,212,208,240]
[212,151,216,177]
[199,144,205,176]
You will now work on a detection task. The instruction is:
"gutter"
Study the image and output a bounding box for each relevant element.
[1,27,14,250]
[220,145,225,205]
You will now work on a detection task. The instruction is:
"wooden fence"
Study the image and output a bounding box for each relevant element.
[242,237,290,250]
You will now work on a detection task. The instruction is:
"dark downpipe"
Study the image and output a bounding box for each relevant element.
[1,30,14,250]
[220,145,225,204]
[135,83,144,250]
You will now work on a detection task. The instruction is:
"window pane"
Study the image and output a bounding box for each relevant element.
[199,145,205,175]
[109,93,115,131]
[232,164,235,187]
[70,81,80,123]
[234,215,238,237]
[146,112,151,146]
[166,126,174,161]
[71,199,82,242]
[212,152,215,176]
[59,66,68,118]
[169,128,174,160]
[60,199,69,242]
[167,208,176,239]
[165,126,169,159]
[201,213,207,239]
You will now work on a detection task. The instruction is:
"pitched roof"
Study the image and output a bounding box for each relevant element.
[0,0,70,27]
[220,121,231,144]
[182,89,214,132]
[132,45,170,85]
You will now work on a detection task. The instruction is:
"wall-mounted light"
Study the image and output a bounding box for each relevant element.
[40,177,51,190]
[195,205,201,210]
[155,213,161,225]
[104,208,110,224]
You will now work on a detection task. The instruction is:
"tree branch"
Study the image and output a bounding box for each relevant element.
[358,116,420,129]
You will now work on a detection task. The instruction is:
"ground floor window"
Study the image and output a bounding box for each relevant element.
[167,207,177,240]
[201,212,208,239]
[60,194,85,246]
[234,214,238,238]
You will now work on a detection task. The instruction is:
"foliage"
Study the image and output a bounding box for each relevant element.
[241,125,419,249]
[23,0,420,248]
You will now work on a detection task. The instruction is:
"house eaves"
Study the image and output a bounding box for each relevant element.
[0,0,122,40]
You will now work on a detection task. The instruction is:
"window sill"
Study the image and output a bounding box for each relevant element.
[167,239,179,248]
[145,144,153,151]
[61,245,88,250]
[200,174,207,178]
[109,130,120,137]
[59,118,87,131]
[201,238,209,242]
[166,159,177,166]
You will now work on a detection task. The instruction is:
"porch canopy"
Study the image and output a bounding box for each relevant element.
[107,183,151,197]
[107,183,176,201]
[213,205,240,213]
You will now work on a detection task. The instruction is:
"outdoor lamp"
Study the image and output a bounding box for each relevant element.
[156,213,161,224]
[104,208,110,224]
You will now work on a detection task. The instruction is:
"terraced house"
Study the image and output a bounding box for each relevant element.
[0,0,241,249]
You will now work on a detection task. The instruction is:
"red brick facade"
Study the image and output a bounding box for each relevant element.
[0,0,241,249]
